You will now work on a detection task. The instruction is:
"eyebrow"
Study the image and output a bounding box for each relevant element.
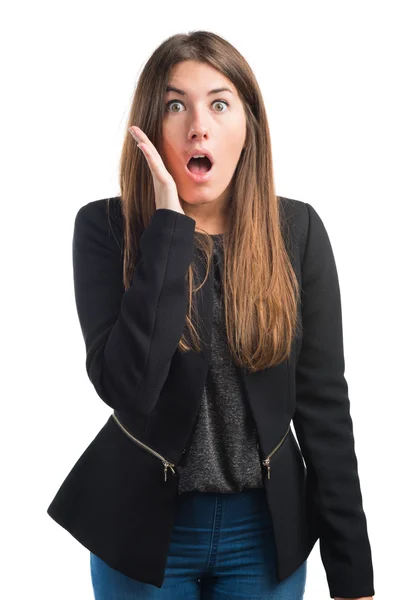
[165,85,234,96]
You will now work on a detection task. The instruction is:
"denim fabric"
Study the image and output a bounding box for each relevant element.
[90,487,307,599]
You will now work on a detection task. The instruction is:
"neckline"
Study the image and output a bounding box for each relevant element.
[194,231,225,240]
[195,232,224,237]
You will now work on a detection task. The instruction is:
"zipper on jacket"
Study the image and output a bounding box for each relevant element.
[112,412,176,483]
[261,424,291,480]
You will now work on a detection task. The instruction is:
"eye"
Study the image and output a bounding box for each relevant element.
[165,99,229,113]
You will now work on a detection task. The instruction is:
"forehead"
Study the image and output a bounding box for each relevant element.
[165,84,234,97]
[165,61,237,96]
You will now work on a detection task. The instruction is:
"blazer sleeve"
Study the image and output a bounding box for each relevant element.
[72,201,196,418]
[293,202,375,599]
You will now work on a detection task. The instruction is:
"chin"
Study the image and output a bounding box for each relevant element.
[183,198,223,210]
[179,184,228,205]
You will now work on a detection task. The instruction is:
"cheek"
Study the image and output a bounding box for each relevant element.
[163,147,181,171]
[160,146,184,179]
[219,119,246,164]
[159,136,176,166]
[162,119,178,147]
[220,139,244,169]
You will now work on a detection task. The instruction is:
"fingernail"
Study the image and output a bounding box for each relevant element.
[128,127,139,143]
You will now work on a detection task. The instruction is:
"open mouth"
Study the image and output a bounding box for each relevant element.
[186,156,213,174]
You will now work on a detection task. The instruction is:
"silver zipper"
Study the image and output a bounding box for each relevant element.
[112,412,176,483]
[261,424,291,480]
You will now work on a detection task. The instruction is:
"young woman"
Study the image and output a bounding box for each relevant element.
[47,31,375,600]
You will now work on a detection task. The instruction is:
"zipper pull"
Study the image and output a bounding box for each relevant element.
[263,457,271,480]
[163,461,176,482]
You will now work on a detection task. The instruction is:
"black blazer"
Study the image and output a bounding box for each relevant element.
[47,196,375,598]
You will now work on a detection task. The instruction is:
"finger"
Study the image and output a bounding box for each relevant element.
[140,144,171,184]
[129,126,159,158]
[129,127,155,157]
[129,127,170,181]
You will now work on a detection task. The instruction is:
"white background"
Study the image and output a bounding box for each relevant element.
[2,1,398,598]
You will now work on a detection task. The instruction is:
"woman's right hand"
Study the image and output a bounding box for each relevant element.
[128,125,185,215]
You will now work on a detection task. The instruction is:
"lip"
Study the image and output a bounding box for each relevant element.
[185,147,215,165]
[184,148,215,184]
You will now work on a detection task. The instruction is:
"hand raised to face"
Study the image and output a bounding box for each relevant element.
[129,126,185,215]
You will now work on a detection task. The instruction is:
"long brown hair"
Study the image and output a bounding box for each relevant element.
[114,30,300,373]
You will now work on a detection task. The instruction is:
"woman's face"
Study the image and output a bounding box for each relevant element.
[160,60,247,213]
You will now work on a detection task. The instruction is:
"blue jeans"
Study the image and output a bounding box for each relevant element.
[90,487,307,599]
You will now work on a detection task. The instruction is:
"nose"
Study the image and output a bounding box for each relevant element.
[188,127,209,141]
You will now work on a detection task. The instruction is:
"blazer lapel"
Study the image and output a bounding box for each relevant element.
[141,237,214,463]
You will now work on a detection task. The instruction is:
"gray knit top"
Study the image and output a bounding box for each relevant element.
[176,234,264,494]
